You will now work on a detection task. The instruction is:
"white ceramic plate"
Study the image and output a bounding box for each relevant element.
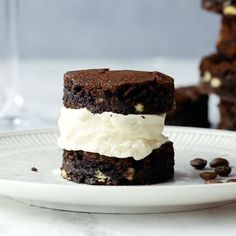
[0,127,236,213]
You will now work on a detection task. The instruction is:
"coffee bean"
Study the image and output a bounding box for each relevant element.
[200,171,217,180]
[210,158,229,168]
[215,166,231,177]
[205,179,223,184]
[190,158,207,170]
[31,167,38,172]
[226,179,236,183]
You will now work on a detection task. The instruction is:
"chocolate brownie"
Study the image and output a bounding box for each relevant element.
[61,141,174,185]
[166,86,210,128]
[202,0,236,16]
[218,99,236,130]
[217,17,236,58]
[63,68,175,115]
[200,53,236,100]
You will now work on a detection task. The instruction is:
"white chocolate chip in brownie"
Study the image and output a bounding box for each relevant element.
[210,78,221,88]
[223,5,236,15]
[135,103,144,112]
[203,71,212,82]
[95,170,110,182]
[96,98,104,104]
[61,169,68,179]
[126,167,135,181]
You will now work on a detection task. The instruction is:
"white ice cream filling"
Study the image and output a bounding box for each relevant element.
[58,107,168,160]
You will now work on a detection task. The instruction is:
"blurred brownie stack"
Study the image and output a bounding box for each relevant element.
[166,86,210,128]
[200,0,236,130]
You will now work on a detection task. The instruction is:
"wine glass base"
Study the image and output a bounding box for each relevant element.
[0,114,56,131]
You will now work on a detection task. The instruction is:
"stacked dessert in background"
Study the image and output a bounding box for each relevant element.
[166,86,210,128]
[58,69,175,185]
[200,0,236,130]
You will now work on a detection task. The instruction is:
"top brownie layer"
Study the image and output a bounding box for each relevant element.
[63,68,175,115]
[202,0,236,15]
[175,86,206,102]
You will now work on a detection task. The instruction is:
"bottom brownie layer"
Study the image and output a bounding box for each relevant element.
[61,141,175,185]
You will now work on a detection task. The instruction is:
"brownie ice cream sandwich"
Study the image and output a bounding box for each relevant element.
[202,0,236,16]
[58,68,175,185]
[166,86,210,128]
[200,53,236,100]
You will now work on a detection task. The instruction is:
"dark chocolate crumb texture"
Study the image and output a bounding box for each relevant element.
[63,68,175,115]
[200,53,236,100]
[61,142,174,185]
[202,0,236,16]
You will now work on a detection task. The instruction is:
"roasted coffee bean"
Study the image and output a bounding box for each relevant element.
[215,166,231,177]
[31,167,38,172]
[200,171,217,180]
[205,179,223,184]
[210,158,229,168]
[190,158,207,170]
[227,179,236,183]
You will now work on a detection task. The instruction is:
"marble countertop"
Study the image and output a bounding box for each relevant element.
[0,196,236,236]
[0,59,235,235]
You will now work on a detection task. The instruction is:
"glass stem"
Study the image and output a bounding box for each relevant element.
[0,0,23,119]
